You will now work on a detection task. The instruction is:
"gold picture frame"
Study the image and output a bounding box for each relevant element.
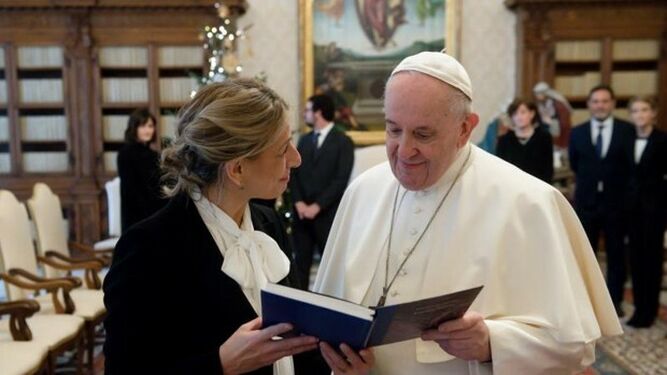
[299,0,461,146]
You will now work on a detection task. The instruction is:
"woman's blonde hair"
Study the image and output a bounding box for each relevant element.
[628,95,658,112]
[161,78,288,197]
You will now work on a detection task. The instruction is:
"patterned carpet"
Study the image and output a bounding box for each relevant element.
[587,303,667,375]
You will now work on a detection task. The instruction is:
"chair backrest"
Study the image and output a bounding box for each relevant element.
[0,190,41,300]
[349,144,388,183]
[26,183,69,279]
[105,177,121,237]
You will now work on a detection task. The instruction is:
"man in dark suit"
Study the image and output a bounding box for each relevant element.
[290,94,354,290]
[568,84,634,316]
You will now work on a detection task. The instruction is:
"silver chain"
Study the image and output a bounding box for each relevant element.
[377,147,472,307]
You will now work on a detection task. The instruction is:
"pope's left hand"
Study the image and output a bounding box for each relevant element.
[421,311,491,362]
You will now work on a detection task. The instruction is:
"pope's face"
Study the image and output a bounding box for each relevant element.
[384,73,477,191]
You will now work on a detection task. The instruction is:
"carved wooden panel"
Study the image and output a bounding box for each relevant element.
[0,3,217,243]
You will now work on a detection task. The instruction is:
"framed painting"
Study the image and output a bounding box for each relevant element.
[300,0,461,145]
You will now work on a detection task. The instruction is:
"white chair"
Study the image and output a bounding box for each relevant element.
[349,144,387,183]
[4,188,106,372]
[26,183,109,287]
[93,177,120,251]
[0,191,86,374]
[0,300,49,375]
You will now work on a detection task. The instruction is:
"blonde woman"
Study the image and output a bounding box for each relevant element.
[103,79,318,374]
[626,95,667,328]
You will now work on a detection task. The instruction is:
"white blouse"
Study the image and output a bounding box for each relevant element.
[192,191,293,375]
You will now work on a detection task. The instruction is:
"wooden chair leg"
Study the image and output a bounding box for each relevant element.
[46,352,56,375]
[86,322,95,374]
[76,330,85,375]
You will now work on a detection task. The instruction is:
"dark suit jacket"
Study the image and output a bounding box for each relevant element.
[117,142,165,232]
[628,128,667,215]
[496,127,554,183]
[103,193,300,375]
[289,128,354,225]
[568,118,634,211]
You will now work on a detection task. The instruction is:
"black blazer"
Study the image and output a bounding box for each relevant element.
[568,118,634,211]
[496,127,554,183]
[103,194,300,375]
[117,142,165,232]
[628,128,667,214]
[289,128,354,220]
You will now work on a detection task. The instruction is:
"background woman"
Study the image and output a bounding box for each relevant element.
[117,108,165,232]
[626,95,667,328]
[104,79,318,374]
[496,98,554,183]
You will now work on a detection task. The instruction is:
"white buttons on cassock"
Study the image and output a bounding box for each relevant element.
[390,290,399,297]
[409,228,418,235]
[413,207,422,214]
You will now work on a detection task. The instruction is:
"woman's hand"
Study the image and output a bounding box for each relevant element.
[219,317,318,375]
[319,342,374,375]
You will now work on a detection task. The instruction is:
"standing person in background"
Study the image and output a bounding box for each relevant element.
[290,94,354,290]
[533,81,572,148]
[626,95,667,328]
[496,98,554,183]
[117,108,166,232]
[569,84,635,316]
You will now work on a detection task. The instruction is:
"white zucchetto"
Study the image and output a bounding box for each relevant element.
[391,50,473,101]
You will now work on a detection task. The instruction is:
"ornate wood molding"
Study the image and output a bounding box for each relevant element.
[506,0,665,9]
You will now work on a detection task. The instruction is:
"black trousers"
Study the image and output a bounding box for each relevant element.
[628,208,666,324]
[292,210,335,290]
[577,204,628,309]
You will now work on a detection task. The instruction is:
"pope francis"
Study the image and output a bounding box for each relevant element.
[312,51,622,375]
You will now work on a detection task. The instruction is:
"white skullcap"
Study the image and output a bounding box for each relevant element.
[391,50,473,100]
[533,81,550,94]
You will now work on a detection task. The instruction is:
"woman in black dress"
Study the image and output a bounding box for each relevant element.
[626,95,667,328]
[117,108,165,232]
[496,98,554,183]
[104,79,319,374]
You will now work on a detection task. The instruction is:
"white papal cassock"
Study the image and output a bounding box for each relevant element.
[313,143,622,375]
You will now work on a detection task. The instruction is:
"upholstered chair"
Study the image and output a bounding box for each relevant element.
[26,183,110,288]
[0,300,49,375]
[93,176,121,251]
[0,190,103,373]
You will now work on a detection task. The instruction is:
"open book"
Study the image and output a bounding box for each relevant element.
[261,284,483,350]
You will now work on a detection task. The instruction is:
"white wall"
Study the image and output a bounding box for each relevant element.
[238,0,300,132]
[237,0,517,142]
[460,0,517,143]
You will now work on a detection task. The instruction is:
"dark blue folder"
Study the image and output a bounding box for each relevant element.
[261,284,483,351]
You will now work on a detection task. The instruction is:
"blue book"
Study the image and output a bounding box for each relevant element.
[261,284,483,351]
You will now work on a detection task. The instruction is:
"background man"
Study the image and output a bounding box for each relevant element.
[569,84,635,316]
[290,94,354,290]
[314,51,621,374]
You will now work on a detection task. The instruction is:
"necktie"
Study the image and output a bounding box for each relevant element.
[595,125,604,159]
[313,131,320,148]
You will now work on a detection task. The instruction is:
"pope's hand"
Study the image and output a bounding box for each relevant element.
[219,317,318,375]
[319,342,374,375]
[421,311,491,362]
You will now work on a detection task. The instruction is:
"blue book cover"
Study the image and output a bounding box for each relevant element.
[261,284,483,351]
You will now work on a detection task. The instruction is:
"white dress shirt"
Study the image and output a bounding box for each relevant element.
[590,116,614,158]
[314,122,335,148]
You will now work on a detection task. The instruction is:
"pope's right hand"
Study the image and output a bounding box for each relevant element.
[219,317,319,375]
